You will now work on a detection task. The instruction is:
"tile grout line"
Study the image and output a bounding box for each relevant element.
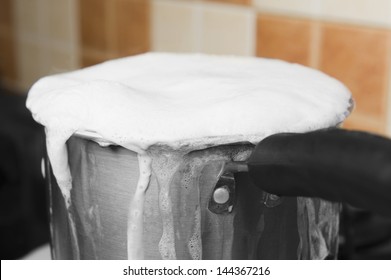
[309,19,322,69]
[37,0,50,80]
[387,30,391,135]
[195,1,204,53]
[149,0,156,52]
[69,0,80,69]
[106,0,118,58]
[245,6,257,56]
[388,0,391,135]
[10,0,24,90]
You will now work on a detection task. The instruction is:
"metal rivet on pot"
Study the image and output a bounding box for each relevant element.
[213,186,230,204]
[207,164,236,215]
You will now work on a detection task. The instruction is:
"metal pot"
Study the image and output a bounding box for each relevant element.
[46,134,341,260]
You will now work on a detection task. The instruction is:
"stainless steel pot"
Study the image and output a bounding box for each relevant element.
[46,135,340,260]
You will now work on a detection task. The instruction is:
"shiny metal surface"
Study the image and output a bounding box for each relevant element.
[47,136,340,259]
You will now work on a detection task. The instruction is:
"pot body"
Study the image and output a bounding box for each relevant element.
[47,136,340,259]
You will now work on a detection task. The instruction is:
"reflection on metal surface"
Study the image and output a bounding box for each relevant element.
[263,193,283,208]
[213,186,230,204]
[48,137,341,260]
[208,167,236,215]
[297,197,341,260]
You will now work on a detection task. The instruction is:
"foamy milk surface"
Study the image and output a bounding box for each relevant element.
[26,52,352,259]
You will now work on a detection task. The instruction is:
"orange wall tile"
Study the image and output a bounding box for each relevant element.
[205,0,251,5]
[255,11,391,134]
[79,0,150,67]
[80,51,113,68]
[0,0,12,28]
[114,0,150,56]
[0,33,17,83]
[319,23,390,133]
[343,114,386,135]
[79,0,109,52]
[256,14,312,66]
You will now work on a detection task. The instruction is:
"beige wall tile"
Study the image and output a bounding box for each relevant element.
[12,0,80,90]
[16,42,44,90]
[42,47,79,75]
[319,23,390,133]
[41,0,76,44]
[151,0,255,55]
[151,0,199,52]
[388,40,391,136]
[256,14,312,65]
[201,2,256,56]
[252,0,391,28]
[252,0,320,18]
[16,41,80,90]
[319,0,391,28]
[13,0,42,38]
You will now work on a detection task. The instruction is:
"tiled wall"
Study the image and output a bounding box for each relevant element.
[9,0,79,90]
[151,0,256,55]
[252,0,391,135]
[1,0,391,135]
[0,0,17,88]
[79,0,149,67]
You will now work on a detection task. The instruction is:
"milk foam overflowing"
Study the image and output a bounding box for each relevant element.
[127,153,152,259]
[26,53,352,259]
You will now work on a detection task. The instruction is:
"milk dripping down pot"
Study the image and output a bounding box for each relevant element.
[46,127,391,260]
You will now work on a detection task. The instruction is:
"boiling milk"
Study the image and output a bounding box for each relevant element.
[26,53,352,259]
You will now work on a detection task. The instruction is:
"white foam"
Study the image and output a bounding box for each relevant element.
[188,206,202,260]
[27,52,352,185]
[127,153,152,259]
[26,52,352,259]
[27,52,352,154]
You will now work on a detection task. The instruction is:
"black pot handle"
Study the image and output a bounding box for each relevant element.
[247,128,391,217]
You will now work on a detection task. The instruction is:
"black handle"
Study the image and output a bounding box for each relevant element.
[247,128,391,217]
